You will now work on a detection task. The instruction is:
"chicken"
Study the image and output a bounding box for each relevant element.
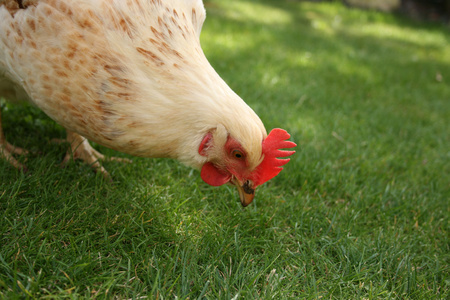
[0,0,295,206]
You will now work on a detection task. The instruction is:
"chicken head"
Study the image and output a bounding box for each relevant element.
[198,125,296,206]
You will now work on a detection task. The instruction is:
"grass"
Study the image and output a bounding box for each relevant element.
[1,0,449,298]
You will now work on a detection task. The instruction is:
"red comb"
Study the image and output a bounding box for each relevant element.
[251,128,296,187]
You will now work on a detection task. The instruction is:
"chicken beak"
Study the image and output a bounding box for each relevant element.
[232,178,255,207]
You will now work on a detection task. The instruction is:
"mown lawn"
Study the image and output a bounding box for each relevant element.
[1,0,449,298]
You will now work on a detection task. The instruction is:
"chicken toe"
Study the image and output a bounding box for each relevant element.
[0,141,28,170]
[58,130,131,178]
[0,109,28,171]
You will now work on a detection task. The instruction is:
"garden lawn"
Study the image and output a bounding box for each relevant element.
[1,0,449,298]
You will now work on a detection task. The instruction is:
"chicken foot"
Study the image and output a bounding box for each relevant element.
[57,130,131,178]
[0,108,28,170]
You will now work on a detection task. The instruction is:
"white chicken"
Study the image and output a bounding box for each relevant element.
[0,0,295,206]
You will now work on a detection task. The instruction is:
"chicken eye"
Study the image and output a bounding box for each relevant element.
[232,149,244,159]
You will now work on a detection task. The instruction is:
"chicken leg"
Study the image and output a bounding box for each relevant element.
[1,106,129,175]
[58,130,131,178]
[0,107,28,170]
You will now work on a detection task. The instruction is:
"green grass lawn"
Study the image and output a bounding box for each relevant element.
[1,0,449,298]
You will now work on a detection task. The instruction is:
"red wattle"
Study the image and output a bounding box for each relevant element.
[200,162,231,186]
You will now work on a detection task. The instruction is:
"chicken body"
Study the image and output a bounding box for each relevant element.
[0,0,294,206]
